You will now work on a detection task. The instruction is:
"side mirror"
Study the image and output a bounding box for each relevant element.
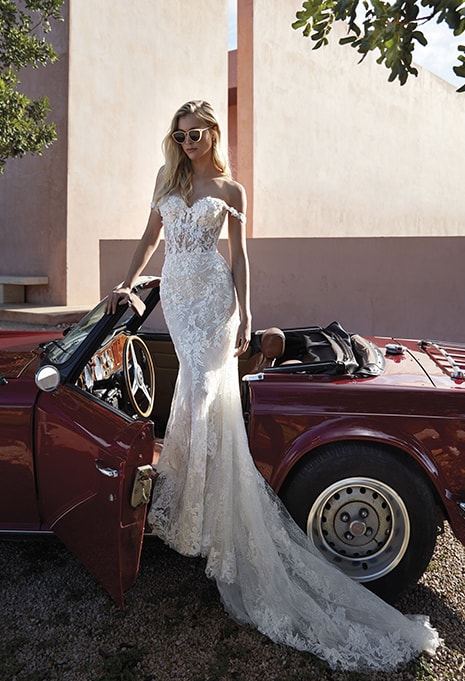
[35,365,61,392]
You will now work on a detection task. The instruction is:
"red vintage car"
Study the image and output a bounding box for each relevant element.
[1,276,465,606]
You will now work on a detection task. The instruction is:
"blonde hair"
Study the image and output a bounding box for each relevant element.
[153,100,231,206]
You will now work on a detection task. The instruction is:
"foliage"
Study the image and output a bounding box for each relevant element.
[292,0,465,91]
[0,0,63,173]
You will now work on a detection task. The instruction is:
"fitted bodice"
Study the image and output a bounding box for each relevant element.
[155,194,245,256]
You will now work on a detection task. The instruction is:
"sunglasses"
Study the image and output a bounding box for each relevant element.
[171,127,211,144]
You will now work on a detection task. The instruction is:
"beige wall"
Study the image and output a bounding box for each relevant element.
[66,0,229,304]
[0,0,229,305]
[101,235,465,342]
[238,0,465,240]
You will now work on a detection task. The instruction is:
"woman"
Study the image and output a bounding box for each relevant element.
[106,100,440,671]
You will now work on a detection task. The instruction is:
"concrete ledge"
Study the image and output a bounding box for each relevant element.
[0,276,49,285]
[0,276,49,304]
[0,305,89,327]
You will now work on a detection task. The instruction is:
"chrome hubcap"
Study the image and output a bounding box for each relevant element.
[307,477,410,582]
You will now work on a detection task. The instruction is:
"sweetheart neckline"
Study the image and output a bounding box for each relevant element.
[170,194,234,211]
[159,194,246,224]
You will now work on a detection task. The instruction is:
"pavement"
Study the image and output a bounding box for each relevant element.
[0,304,88,330]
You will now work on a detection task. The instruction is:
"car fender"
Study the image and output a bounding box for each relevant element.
[272,415,447,503]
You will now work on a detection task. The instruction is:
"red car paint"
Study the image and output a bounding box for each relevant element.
[248,369,465,545]
[0,328,153,607]
[1,286,465,605]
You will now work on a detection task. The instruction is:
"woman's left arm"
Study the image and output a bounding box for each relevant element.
[228,183,251,356]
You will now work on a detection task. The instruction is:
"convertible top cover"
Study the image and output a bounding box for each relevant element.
[257,321,385,377]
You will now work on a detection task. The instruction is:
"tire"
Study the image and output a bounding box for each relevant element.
[280,441,438,603]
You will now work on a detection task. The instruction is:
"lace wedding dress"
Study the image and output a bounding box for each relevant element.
[147,194,440,671]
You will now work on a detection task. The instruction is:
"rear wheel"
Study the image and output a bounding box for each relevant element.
[281,442,438,603]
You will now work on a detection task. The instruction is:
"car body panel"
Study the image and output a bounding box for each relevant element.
[0,290,160,606]
[0,349,41,379]
[393,337,465,387]
[34,385,154,607]
[0,330,61,352]
[0,376,41,530]
[246,364,465,545]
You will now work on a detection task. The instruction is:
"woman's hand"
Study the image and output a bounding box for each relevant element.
[234,317,251,357]
[105,287,132,314]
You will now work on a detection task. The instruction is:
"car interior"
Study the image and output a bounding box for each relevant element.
[72,316,384,438]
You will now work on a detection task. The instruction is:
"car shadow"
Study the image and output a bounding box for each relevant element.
[397,581,465,657]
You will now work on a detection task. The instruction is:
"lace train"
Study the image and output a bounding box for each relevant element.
[147,194,441,671]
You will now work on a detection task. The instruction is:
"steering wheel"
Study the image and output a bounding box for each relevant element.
[123,336,155,418]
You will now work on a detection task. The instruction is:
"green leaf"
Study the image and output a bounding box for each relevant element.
[292,19,309,29]
[412,30,428,46]
[0,0,63,172]
[313,37,329,48]
[293,0,465,89]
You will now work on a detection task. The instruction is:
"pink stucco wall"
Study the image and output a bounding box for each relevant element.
[100,235,465,342]
[65,0,229,305]
[236,0,465,240]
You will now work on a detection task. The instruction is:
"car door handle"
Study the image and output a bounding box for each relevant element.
[95,460,120,478]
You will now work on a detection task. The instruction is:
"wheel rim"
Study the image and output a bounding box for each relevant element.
[306,477,410,582]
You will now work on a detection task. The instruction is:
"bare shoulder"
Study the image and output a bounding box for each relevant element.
[220,178,247,214]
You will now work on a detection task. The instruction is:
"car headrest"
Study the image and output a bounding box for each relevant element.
[260,327,286,360]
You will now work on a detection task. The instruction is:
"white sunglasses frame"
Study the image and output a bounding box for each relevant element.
[171,127,211,144]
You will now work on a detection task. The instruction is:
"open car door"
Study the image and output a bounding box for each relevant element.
[34,385,154,607]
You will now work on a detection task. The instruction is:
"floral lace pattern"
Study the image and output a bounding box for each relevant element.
[154,194,245,255]
[147,195,440,671]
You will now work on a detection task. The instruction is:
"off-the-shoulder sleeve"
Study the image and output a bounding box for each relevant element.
[225,204,246,224]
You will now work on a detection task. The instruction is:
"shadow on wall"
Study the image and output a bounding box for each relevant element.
[100,236,465,342]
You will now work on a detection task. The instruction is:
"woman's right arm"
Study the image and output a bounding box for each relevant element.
[106,172,164,314]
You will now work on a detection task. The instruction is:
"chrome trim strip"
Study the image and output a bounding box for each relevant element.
[242,372,264,382]
[95,461,119,477]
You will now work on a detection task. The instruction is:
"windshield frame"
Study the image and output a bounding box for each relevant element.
[41,278,161,383]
